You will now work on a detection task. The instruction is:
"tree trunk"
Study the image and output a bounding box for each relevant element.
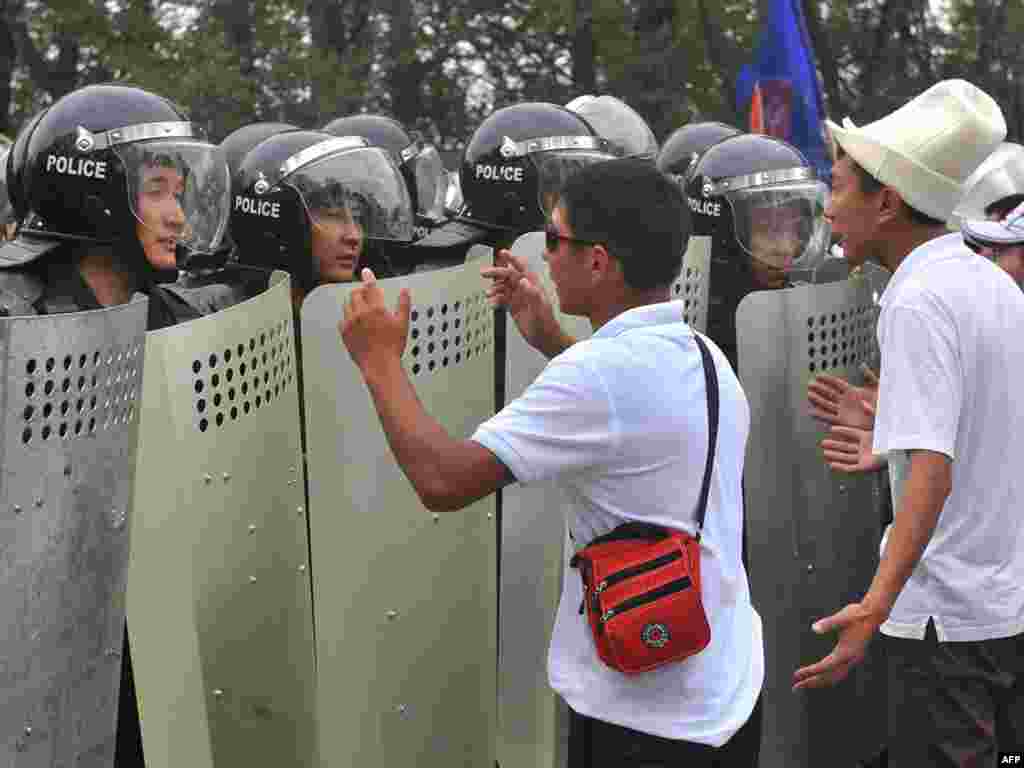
[572,0,595,95]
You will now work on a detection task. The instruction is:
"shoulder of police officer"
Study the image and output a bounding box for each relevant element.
[0,268,45,317]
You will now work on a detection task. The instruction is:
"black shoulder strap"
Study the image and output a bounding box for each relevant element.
[693,332,719,538]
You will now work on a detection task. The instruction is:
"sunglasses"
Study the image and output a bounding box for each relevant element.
[544,225,600,252]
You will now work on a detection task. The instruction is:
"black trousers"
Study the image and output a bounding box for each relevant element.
[569,696,762,767]
[884,621,1024,768]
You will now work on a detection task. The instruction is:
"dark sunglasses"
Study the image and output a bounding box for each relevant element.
[544,225,600,252]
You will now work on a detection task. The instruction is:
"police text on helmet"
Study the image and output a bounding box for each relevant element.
[235,195,281,219]
[688,197,721,217]
[45,154,108,180]
[475,164,524,182]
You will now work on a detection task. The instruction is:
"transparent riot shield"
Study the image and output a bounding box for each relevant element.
[736,279,887,767]
[127,272,316,768]
[1,299,148,766]
[302,251,498,768]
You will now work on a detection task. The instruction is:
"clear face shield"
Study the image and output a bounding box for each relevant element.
[282,144,415,244]
[116,138,230,263]
[0,147,13,238]
[719,172,831,276]
[401,142,448,223]
[566,96,659,159]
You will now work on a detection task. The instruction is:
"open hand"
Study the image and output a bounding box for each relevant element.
[481,248,562,355]
[807,374,877,429]
[339,268,411,373]
[792,602,883,690]
[821,423,886,474]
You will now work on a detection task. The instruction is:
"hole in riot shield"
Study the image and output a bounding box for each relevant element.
[412,363,421,375]
[455,353,461,363]
[225,349,232,363]
[93,351,101,366]
[216,413,224,427]
[199,418,208,432]
[411,309,419,322]
[80,354,87,368]
[209,353,218,368]
[226,369,234,382]
[26,359,37,375]
[241,382,248,395]
[22,427,32,444]
[75,420,82,435]
[443,356,449,367]
[60,423,68,438]
[42,424,51,440]
[212,374,220,388]
[44,380,54,395]
[197,399,206,413]
[213,394,222,407]
[228,388,236,401]
[240,363,247,376]
[195,380,204,394]
[230,407,238,420]
[244,402,250,414]
[89,417,96,432]
[78,376,86,390]
[260,333,266,346]
[23,405,33,421]
[255,396,262,408]
[45,357,55,373]
[237,344,244,357]
[43,403,52,418]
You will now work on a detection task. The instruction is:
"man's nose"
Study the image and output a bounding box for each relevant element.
[166,200,186,228]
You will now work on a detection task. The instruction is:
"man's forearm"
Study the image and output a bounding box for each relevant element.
[862,451,952,619]
[360,354,455,503]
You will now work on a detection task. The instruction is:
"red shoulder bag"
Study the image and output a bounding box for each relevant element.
[569,333,719,675]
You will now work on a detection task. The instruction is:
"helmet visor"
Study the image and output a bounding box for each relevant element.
[1,147,13,230]
[726,181,831,272]
[117,139,230,255]
[283,146,414,242]
[411,144,448,223]
[533,149,614,218]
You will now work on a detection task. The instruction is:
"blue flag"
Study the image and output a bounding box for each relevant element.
[736,0,830,182]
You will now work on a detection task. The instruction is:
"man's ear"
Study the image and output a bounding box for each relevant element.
[878,186,904,226]
[588,242,616,285]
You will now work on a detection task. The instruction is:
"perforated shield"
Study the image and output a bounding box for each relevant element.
[499,231,590,768]
[0,299,147,766]
[127,272,316,768]
[302,253,497,767]
[672,234,711,332]
[736,279,887,767]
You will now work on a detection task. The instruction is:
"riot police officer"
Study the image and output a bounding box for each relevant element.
[230,129,415,308]
[417,101,618,256]
[0,83,231,768]
[657,121,742,183]
[684,133,830,368]
[565,94,659,159]
[0,84,230,324]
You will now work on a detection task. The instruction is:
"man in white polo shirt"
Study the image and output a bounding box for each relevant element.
[340,158,764,765]
[794,80,1024,765]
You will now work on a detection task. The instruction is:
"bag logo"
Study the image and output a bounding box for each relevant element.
[641,622,670,649]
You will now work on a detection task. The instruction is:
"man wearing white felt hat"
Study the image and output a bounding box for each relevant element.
[794,80,1024,766]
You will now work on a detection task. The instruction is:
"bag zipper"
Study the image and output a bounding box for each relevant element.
[594,550,682,595]
[597,577,693,633]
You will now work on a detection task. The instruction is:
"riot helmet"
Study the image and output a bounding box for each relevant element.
[657,121,742,181]
[685,134,830,366]
[2,85,230,272]
[950,142,1024,226]
[322,114,448,230]
[565,95,659,160]
[1,135,12,239]
[231,130,414,292]
[4,108,48,230]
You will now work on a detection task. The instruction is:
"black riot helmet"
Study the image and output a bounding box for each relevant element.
[221,122,299,182]
[565,95,659,160]
[322,114,448,230]
[1,134,12,236]
[657,122,742,181]
[684,133,830,367]
[230,130,414,292]
[4,109,48,230]
[1,84,230,269]
[460,102,615,237]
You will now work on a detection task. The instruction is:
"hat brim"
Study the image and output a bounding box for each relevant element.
[0,235,61,268]
[961,218,1024,247]
[415,219,495,250]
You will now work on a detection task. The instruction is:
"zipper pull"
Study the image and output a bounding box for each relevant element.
[597,608,615,634]
[595,580,608,594]
[579,585,587,615]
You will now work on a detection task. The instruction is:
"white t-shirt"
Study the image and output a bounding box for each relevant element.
[472,301,763,746]
[873,233,1024,642]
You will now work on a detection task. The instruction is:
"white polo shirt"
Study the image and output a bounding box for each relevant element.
[873,233,1024,642]
[472,300,763,747]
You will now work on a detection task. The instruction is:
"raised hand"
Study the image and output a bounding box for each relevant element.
[481,248,571,358]
[807,374,877,429]
[821,423,886,474]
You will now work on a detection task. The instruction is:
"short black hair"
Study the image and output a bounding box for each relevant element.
[985,193,1024,220]
[835,145,945,228]
[558,158,690,291]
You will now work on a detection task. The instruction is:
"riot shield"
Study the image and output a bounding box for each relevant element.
[126,271,316,768]
[499,232,589,768]
[736,279,887,768]
[672,233,711,333]
[302,251,498,768]
[1,298,148,766]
